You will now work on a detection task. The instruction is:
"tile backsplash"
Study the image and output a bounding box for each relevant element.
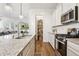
[55,23,79,34]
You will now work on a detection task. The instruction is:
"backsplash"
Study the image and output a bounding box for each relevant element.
[54,23,79,34]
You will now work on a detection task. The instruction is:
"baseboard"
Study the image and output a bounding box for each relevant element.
[48,42,55,51]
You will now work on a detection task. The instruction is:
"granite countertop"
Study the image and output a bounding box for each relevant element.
[0,34,35,56]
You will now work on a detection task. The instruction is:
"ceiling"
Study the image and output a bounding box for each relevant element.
[28,3,57,9]
[0,3,57,19]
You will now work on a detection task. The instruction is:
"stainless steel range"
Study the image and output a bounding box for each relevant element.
[55,34,67,56]
[55,33,79,56]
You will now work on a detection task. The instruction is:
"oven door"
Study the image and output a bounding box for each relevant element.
[55,39,67,56]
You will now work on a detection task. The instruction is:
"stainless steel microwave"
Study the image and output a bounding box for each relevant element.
[61,6,78,24]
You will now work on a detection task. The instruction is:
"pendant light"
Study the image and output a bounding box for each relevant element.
[19,3,24,19]
[5,3,12,11]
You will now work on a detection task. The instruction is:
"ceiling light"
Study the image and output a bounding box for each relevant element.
[19,15,23,19]
[19,3,24,19]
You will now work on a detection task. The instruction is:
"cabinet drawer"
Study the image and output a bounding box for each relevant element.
[67,41,79,53]
[67,47,78,56]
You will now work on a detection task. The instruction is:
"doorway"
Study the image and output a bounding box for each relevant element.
[35,16,43,55]
[35,16,55,56]
[37,19,43,42]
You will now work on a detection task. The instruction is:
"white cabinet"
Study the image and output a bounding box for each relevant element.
[52,10,56,26]
[62,3,76,14]
[55,5,62,25]
[67,47,78,56]
[49,33,55,49]
[18,36,35,56]
[67,40,79,56]
[26,36,35,56]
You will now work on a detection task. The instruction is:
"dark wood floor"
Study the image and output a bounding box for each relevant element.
[35,40,55,56]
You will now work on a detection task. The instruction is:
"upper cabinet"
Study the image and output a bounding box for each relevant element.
[52,10,56,26]
[52,4,62,26]
[62,3,77,14]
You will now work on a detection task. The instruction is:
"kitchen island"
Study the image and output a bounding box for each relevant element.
[0,34,35,56]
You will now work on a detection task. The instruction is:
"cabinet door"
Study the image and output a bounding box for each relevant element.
[55,5,62,25]
[26,37,35,56]
[22,42,32,56]
[17,36,35,56]
[26,43,35,56]
[67,40,79,56]
[20,36,35,56]
[67,47,78,56]
[52,10,56,26]
[49,34,55,49]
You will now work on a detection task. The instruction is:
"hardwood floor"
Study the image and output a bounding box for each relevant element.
[35,20,55,56]
[35,40,55,56]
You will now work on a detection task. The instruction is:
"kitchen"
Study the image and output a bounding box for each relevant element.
[0,3,79,56]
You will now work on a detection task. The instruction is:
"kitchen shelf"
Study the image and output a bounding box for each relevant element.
[52,21,79,28]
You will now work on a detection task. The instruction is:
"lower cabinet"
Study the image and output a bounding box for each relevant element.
[67,41,79,56]
[67,47,78,56]
[49,34,55,49]
[18,36,35,56]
